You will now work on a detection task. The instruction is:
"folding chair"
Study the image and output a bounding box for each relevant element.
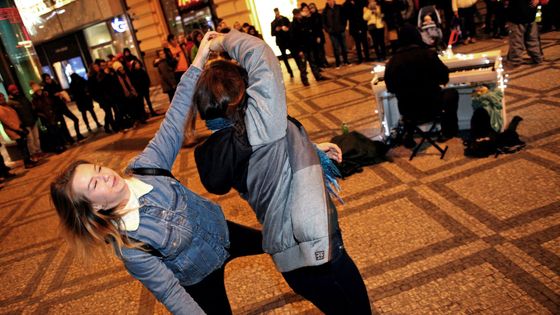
[409,119,448,161]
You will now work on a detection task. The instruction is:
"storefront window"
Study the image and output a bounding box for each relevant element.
[181,6,214,34]
[84,22,111,47]
[160,0,184,35]
[0,1,42,97]
[83,16,138,61]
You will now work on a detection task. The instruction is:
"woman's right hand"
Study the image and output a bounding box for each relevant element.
[192,31,221,69]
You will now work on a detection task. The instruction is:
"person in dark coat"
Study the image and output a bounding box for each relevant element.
[308,2,329,67]
[505,0,544,67]
[343,0,371,63]
[291,8,327,86]
[88,61,119,133]
[99,62,131,130]
[29,82,67,153]
[323,0,350,67]
[7,84,41,156]
[112,61,147,127]
[69,73,102,133]
[384,25,459,147]
[41,73,85,142]
[154,49,178,102]
[129,60,159,117]
[271,8,294,77]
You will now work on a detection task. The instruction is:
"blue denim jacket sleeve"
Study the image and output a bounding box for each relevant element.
[222,29,288,147]
[128,66,202,170]
[122,247,205,314]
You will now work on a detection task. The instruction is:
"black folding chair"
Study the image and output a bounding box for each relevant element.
[409,120,448,160]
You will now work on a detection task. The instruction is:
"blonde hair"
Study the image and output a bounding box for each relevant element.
[50,160,138,261]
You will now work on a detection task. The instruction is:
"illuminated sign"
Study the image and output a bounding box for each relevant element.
[177,0,207,9]
[111,17,127,33]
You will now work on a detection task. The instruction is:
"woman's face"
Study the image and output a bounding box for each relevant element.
[196,33,203,42]
[71,164,129,211]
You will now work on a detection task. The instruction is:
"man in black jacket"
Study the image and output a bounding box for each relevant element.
[291,8,327,86]
[385,25,458,146]
[505,0,544,67]
[323,0,350,67]
[343,0,371,63]
[271,8,294,78]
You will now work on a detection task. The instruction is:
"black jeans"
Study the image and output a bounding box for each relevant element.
[368,27,386,59]
[282,246,371,314]
[278,44,293,75]
[351,30,370,62]
[183,221,263,315]
[58,104,82,138]
[15,137,32,164]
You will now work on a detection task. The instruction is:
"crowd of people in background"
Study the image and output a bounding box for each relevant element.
[2,0,558,187]
[0,47,163,188]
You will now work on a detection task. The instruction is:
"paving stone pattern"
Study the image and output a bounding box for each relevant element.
[0,33,559,314]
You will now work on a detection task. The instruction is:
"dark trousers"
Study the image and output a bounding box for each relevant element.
[441,89,459,137]
[80,108,101,131]
[277,44,293,75]
[15,137,32,164]
[183,221,263,315]
[368,27,386,59]
[99,101,119,132]
[402,89,459,140]
[294,50,322,84]
[166,90,176,103]
[59,104,81,137]
[351,30,370,62]
[458,6,477,38]
[0,150,9,176]
[282,247,371,314]
[484,0,506,35]
[329,32,349,66]
[139,88,156,114]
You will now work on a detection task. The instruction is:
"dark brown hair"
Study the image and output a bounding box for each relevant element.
[193,60,249,135]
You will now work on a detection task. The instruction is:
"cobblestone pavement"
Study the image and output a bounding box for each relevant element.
[1,32,559,314]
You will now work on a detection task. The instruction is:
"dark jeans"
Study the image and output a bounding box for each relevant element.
[80,108,101,130]
[183,221,263,315]
[458,6,477,38]
[277,44,293,74]
[138,88,156,114]
[402,89,459,139]
[368,27,386,59]
[329,32,349,66]
[15,137,32,164]
[351,30,370,62]
[294,50,322,84]
[57,104,81,142]
[166,90,176,103]
[282,246,371,314]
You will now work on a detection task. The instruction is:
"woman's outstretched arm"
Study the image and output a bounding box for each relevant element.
[129,32,218,170]
[214,30,288,147]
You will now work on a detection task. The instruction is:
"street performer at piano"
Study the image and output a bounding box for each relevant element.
[385,24,459,148]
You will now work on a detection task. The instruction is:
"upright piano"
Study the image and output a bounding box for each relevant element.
[370,50,507,138]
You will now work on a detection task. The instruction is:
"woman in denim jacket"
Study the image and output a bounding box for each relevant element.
[50,32,262,315]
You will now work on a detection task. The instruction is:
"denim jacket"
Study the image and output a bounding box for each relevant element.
[118,66,230,315]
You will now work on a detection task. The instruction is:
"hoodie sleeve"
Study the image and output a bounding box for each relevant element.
[221,29,288,147]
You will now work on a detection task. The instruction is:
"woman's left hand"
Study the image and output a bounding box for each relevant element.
[317,142,342,163]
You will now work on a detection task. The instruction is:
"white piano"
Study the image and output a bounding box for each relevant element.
[370,49,507,139]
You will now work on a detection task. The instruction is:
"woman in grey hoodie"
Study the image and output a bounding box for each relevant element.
[193,30,371,314]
